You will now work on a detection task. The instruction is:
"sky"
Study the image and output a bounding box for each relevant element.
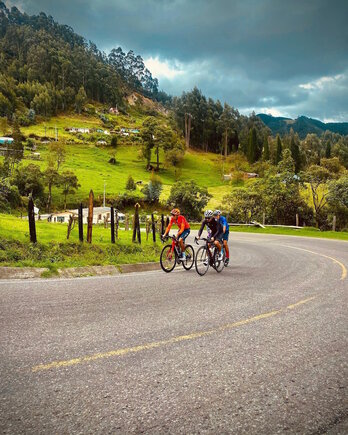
[6,0,348,122]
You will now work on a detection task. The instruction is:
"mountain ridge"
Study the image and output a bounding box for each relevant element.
[257,113,348,138]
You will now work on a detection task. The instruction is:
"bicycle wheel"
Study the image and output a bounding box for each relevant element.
[182,244,195,270]
[160,245,177,273]
[195,246,210,276]
[214,247,225,273]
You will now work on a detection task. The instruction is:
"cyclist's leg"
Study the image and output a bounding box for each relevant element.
[214,240,222,251]
[223,232,229,257]
[222,232,230,265]
[178,229,190,256]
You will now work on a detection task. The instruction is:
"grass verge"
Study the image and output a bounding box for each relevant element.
[0,214,161,268]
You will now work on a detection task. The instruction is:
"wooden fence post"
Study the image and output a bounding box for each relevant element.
[67,214,73,239]
[296,213,299,227]
[151,213,156,242]
[28,195,37,243]
[332,215,336,232]
[78,203,83,242]
[115,209,119,240]
[161,214,164,235]
[111,206,115,243]
[87,189,94,243]
[132,203,141,244]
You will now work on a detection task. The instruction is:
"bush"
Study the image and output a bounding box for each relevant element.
[142,173,162,203]
[125,175,136,191]
[167,180,211,220]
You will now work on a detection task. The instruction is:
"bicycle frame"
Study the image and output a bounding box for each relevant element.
[164,235,181,259]
[195,237,216,266]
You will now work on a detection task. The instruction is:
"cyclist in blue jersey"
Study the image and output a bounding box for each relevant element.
[213,210,230,266]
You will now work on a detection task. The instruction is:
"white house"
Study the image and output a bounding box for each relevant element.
[42,207,125,224]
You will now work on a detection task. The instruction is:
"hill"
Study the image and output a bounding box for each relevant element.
[257,114,348,138]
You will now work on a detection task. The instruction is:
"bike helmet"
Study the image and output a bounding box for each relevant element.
[204,209,213,218]
[213,209,221,216]
[170,208,180,216]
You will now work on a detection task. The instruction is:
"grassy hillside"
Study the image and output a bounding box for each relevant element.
[8,112,232,210]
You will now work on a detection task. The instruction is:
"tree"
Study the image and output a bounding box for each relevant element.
[48,142,66,171]
[12,163,44,198]
[0,117,9,135]
[217,103,237,158]
[125,175,136,191]
[44,167,61,212]
[75,86,87,114]
[263,135,270,161]
[247,127,257,163]
[278,149,295,178]
[141,172,162,203]
[60,170,80,209]
[327,176,348,228]
[110,135,118,148]
[275,135,282,165]
[223,188,263,223]
[290,135,301,173]
[167,180,212,220]
[301,165,335,226]
[5,120,24,173]
[165,147,184,167]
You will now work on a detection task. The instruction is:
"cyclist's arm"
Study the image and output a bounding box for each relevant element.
[163,221,173,237]
[211,222,223,239]
[177,221,185,237]
[197,220,205,238]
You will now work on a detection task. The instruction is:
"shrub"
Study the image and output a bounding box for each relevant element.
[125,175,136,191]
[167,180,211,220]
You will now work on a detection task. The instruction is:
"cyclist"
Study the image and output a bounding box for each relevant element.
[162,208,190,260]
[196,210,224,261]
[213,209,230,266]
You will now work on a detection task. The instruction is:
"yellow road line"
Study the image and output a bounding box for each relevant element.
[286,296,316,310]
[280,245,347,281]
[32,297,315,373]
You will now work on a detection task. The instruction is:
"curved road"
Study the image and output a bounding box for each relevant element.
[0,233,347,434]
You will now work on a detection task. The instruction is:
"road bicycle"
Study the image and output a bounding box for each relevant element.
[160,234,195,273]
[194,237,225,276]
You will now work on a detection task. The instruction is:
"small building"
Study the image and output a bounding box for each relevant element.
[67,127,90,134]
[0,137,13,145]
[44,207,125,224]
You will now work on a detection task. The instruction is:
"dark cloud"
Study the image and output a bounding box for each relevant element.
[7,0,348,121]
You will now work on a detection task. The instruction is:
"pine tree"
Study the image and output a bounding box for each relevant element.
[263,135,270,161]
[125,175,136,191]
[290,135,301,173]
[275,135,282,165]
[247,127,257,163]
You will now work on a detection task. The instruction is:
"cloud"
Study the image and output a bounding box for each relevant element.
[6,0,348,121]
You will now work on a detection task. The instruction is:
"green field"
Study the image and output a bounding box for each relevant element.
[0,214,161,270]
[11,113,232,209]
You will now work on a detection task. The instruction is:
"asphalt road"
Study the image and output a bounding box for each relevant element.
[1,233,347,434]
